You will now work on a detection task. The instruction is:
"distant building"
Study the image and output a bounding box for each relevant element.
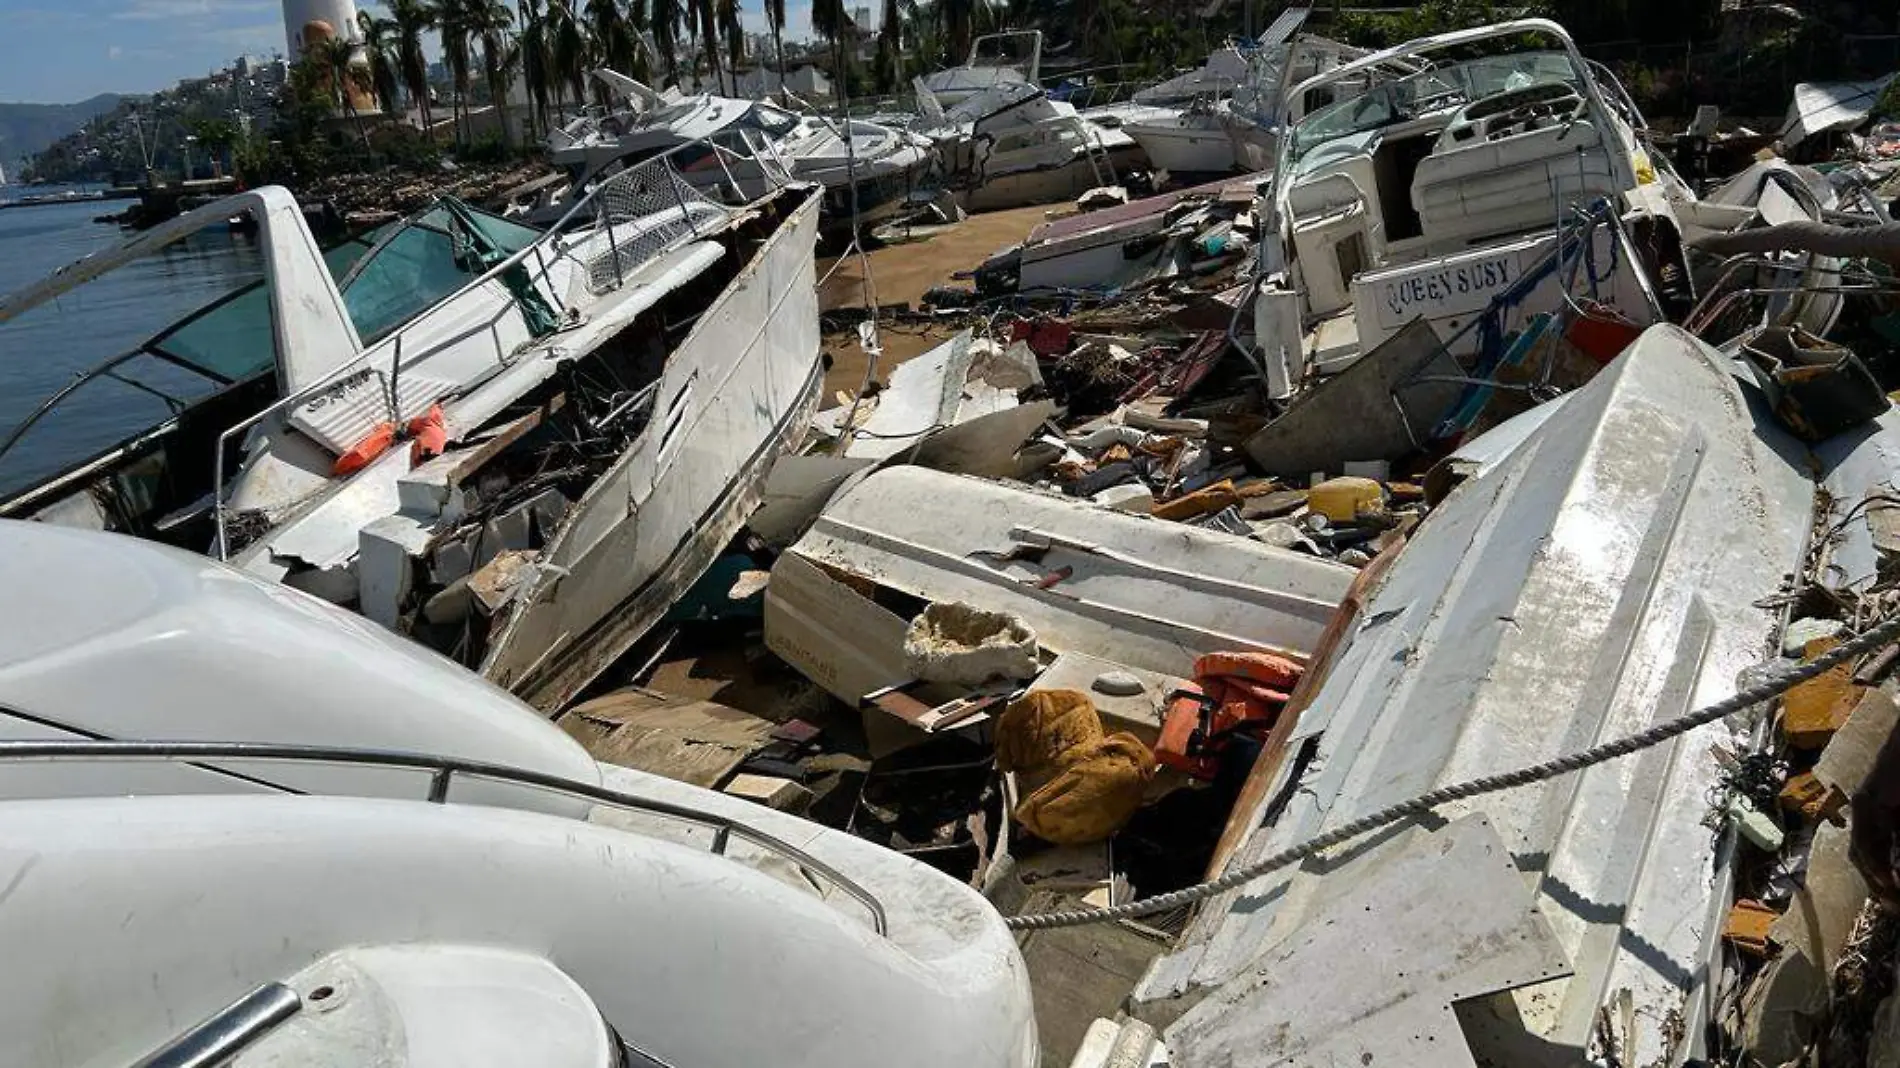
[852,6,871,32]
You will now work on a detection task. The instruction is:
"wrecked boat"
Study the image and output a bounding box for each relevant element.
[0,518,1035,1067]
[0,147,826,712]
[546,72,935,227]
[913,80,1145,214]
[1249,18,1686,400]
[918,29,1044,110]
[1050,320,1884,1065]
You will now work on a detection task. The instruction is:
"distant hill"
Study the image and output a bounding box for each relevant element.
[0,95,127,173]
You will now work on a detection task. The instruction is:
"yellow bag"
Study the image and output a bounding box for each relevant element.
[1013,733,1158,845]
[995,689,1104,775]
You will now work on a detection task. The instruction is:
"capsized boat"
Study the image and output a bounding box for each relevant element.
[0,146,826,712]
[1069,322,1883,1065]
[546,71,935,226]
[1248,18,1689,401]
[0,518,1035,1067]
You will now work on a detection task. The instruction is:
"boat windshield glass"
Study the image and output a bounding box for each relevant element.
[338,204,541,343]
[747,104,801,138]
[146,235,376,382]
[1289,49,1579,162]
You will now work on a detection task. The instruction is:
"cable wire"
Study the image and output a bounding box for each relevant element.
[1004,611,1900,930]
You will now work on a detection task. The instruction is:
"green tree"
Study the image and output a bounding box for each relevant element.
[358,11,405,117]
[549,0,592,109]
[652,0,684,87]
[875,0,901,92]
[474,0,519,147]
[387,0,439,136]
[765,0,787,98]
[812,0,850,91]
[518,0,556,135]
[320,36,375,148]
[720,0,745,94]
[438,0,479,145]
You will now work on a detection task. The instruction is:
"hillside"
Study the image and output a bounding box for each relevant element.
[0,95,127,171]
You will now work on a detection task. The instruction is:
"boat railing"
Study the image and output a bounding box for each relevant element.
[0,738,890,936]
[210,140,793,558]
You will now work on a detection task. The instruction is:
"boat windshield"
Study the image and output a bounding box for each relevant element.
[145,235,377,383]
[1289,50,1580,162]
[338,203,544,344]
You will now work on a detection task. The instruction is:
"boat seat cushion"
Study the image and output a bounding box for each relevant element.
[1411,121,1617,244]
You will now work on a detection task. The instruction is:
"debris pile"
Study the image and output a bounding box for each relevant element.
[561,63,1900,1065]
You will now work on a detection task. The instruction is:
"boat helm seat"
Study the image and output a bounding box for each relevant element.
[1410,82,1618,247]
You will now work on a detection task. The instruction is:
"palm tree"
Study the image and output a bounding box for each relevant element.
[387,0,438,135]
[691,0,722,94]
[518,0,552,138]
[651,0,683,88]
[875,0,900,93]
[943,0,973,66]
[473,0,518,146]
[437,0,478,145]
[585,0,640,84]
[812,0,850,92]
[764,0,787,99]
[718,0,744,95]
[548,0,591,113]
[317,37,374,149]
[358,11,404,117]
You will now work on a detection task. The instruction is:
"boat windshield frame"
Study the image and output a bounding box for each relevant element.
[1272,19,1633,198]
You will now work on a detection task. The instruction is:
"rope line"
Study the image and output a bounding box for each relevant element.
[1004,612,1900,930]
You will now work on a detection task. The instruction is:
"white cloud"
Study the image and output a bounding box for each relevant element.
[108,44,124,60]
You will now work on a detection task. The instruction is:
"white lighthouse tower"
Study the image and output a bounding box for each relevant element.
[282,0,362,57]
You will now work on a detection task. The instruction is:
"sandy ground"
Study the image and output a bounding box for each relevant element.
[817,203,1061,397]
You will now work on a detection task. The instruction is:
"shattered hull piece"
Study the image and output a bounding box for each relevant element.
[1140,326,1814,1065]
[775,466,1354,680]
[484,191,828,710]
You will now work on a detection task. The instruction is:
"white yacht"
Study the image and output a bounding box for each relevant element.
[913,79,1144,213]
[547,73,935,227]
[1219,31,1381,174]
[918,30,1044,110]
[1248,19,1688,398]
[0,146,827,712]
[0,518,1035,1067]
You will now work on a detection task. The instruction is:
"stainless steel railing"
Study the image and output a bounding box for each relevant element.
[0,738,888,936]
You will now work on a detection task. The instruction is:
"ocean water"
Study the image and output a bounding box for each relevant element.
[0,189,263,495]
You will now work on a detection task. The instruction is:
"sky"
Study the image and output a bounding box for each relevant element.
[0,0,830,104]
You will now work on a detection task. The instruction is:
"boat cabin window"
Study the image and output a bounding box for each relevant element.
[746,104,800,139]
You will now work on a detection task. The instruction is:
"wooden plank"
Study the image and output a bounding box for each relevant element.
[557,687,775,788]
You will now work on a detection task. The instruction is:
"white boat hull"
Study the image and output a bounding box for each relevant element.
[482,189,827,710]
[1125,118,1238,175]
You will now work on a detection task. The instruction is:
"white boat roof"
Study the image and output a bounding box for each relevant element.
[0,520,601,797]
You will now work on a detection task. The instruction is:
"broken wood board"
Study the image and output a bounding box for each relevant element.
[558,687,775,788]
